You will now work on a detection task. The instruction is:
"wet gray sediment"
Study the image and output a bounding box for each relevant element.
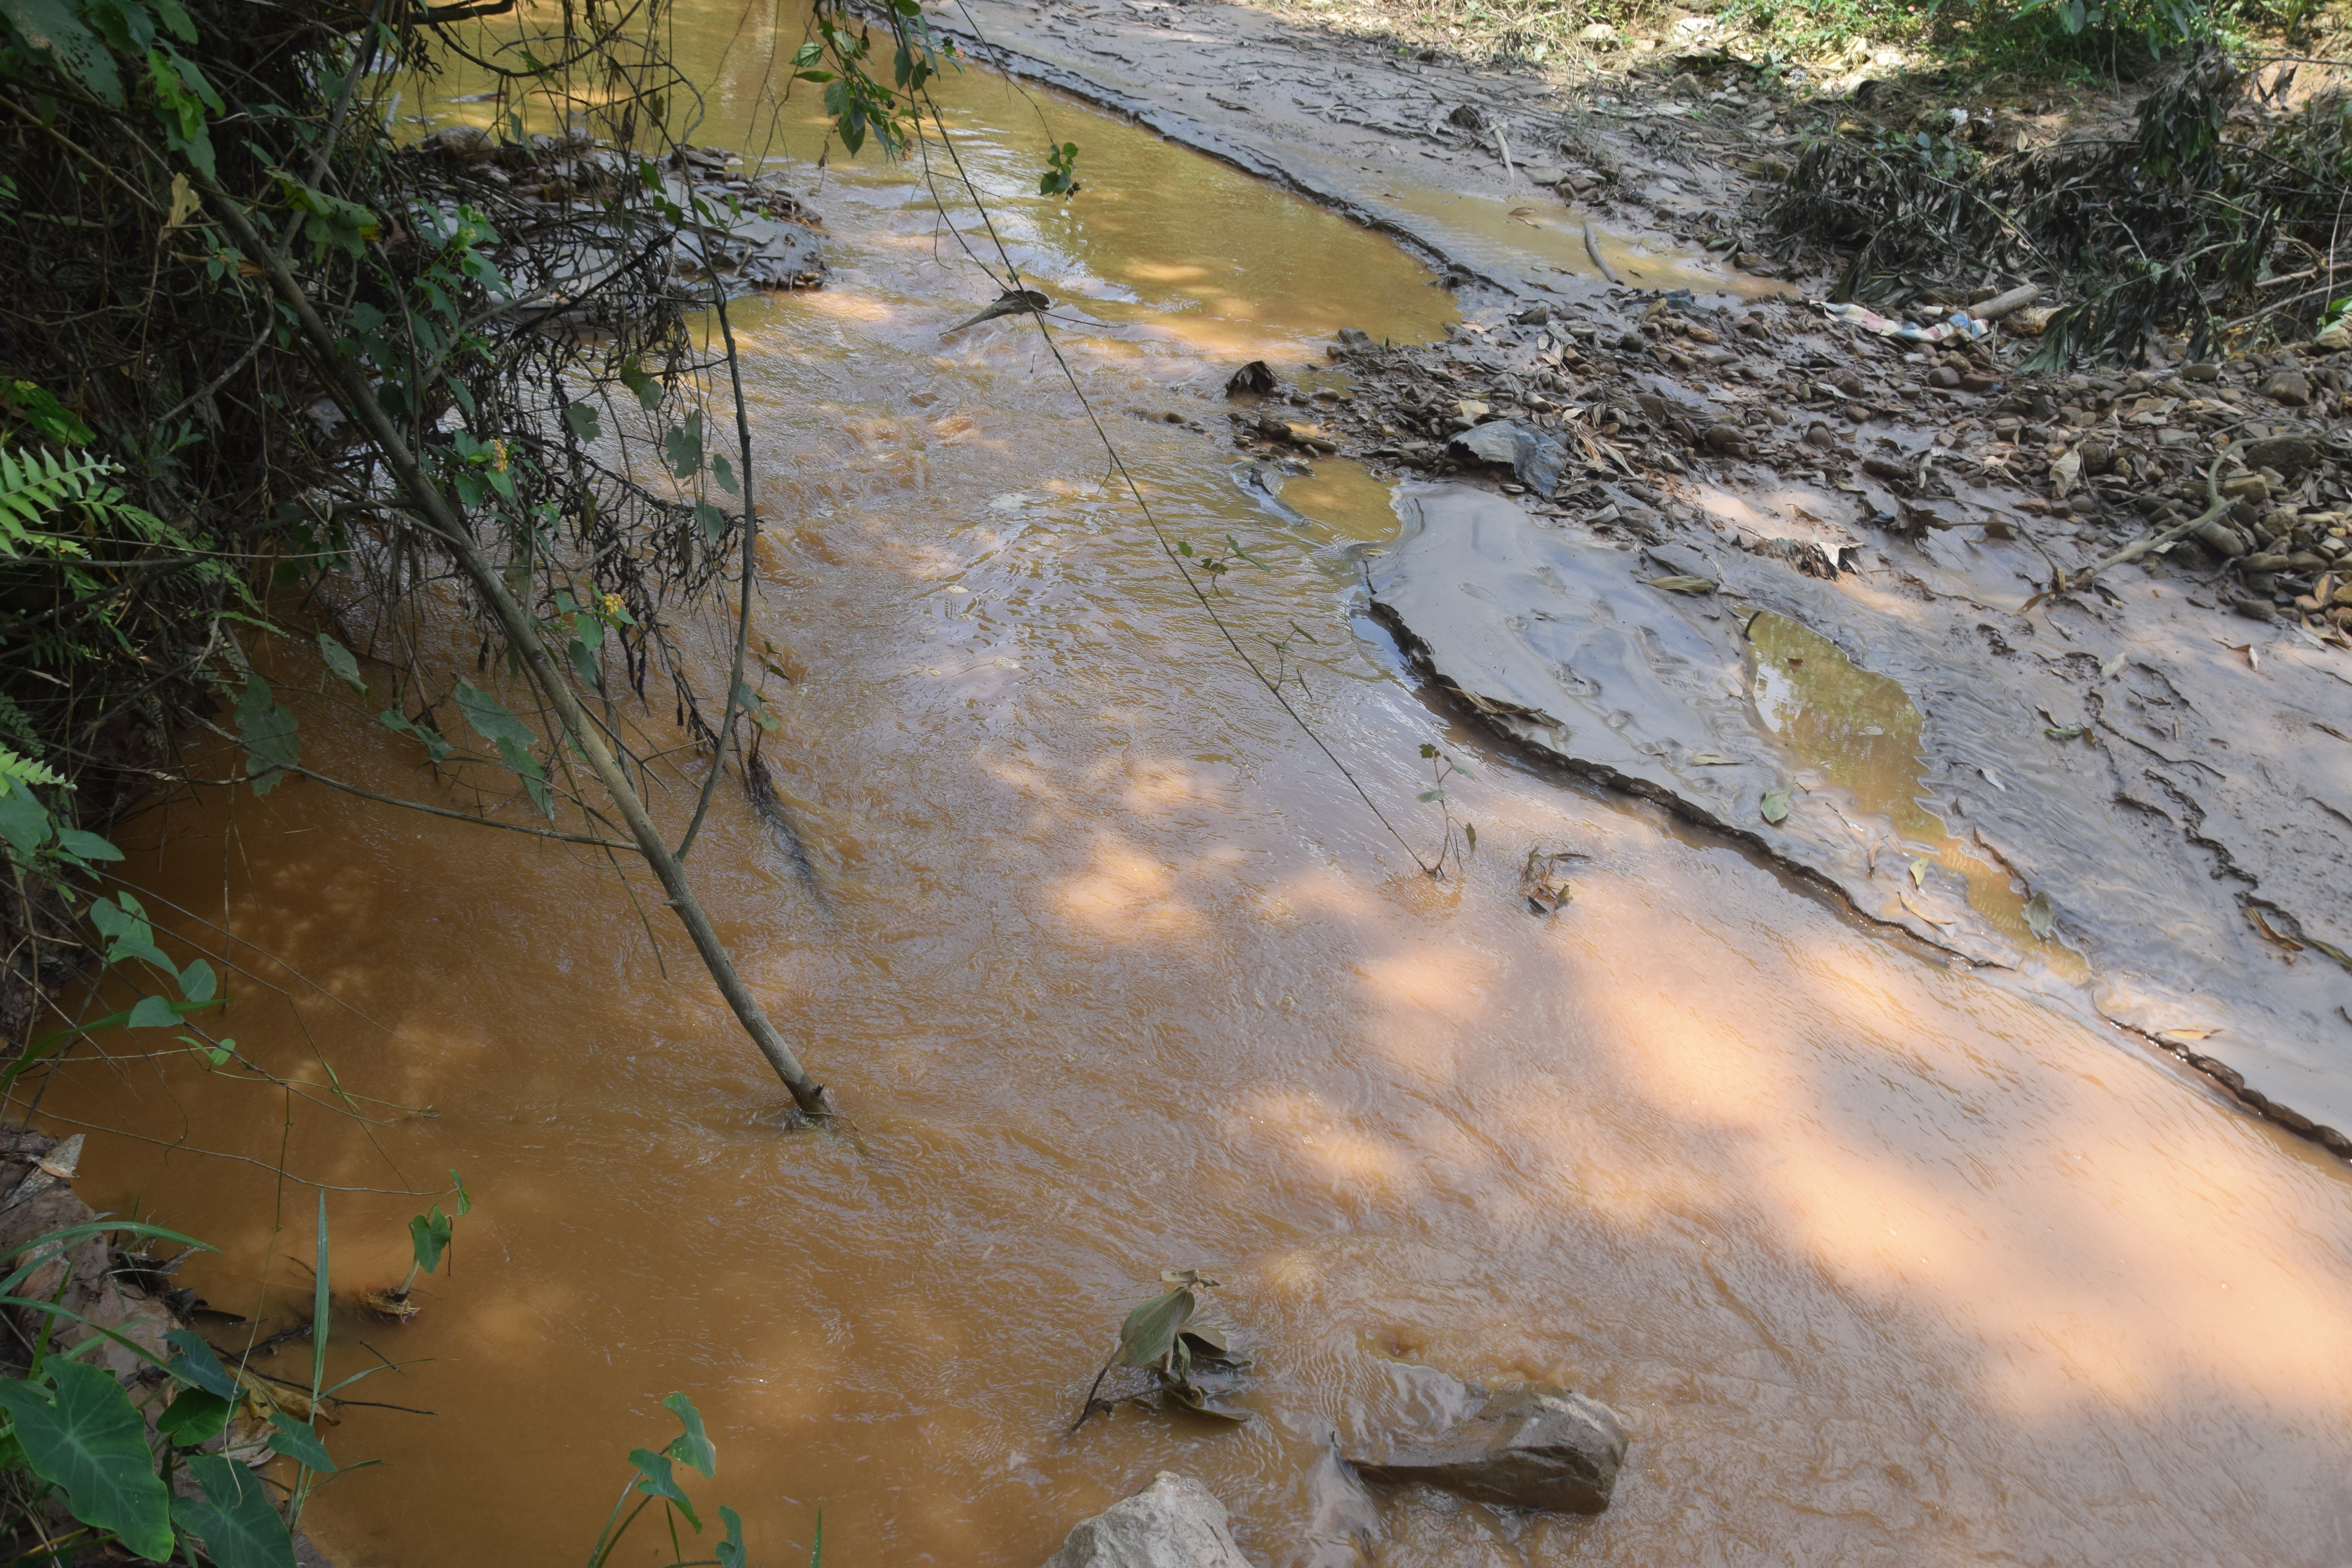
[909,0,2352,1151]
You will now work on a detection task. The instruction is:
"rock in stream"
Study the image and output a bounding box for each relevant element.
[1348,1381,1631,1514]
[1040,1472,1253,1568]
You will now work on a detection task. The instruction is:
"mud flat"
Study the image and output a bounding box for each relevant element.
[919,0,2352,1151]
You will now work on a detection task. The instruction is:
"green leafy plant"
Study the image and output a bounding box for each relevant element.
[1415,741,1477,877]
[357,1171,473,1322]
[584,1391,770,1568]
[0,1216,326,1566]
[1070,1269,1251,1431]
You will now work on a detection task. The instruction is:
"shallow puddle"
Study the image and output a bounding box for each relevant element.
[1745,612,2084,970]
[30,5,2352,1567]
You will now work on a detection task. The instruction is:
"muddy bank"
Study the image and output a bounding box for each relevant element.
[913,0,2352,1151]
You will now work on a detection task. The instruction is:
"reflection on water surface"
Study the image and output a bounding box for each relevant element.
[38,4,2352,1566]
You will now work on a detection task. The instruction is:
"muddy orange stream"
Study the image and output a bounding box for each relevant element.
[37,6,2352,1566]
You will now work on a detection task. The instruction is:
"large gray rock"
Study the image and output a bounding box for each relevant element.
[1350,1385,1629,1515]
[1043,1472,1253,1568]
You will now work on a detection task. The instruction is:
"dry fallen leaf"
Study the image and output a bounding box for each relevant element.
[1642,574,1717,595]
[2247,906,2304,951]
[356,1287,421,1324]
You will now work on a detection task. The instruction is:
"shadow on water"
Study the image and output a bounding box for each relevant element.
[27,4,2352,1567]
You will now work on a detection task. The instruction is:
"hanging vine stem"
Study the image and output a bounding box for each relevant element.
[186,170,837,1123]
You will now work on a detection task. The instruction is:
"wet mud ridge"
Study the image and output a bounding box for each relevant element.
[913,0,2352,1154]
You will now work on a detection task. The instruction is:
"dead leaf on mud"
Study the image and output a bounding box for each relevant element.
[2247,906,2305,952]
[2023,892,2056,942]
[1908,856,1930,887]
[2158,1026,2220,1042]
[356,1287,421,1323]
[1519,848,1585,916]
[1759,787,1791,824]
[1641,574,1717,595]
[1508,206,1544,227]
[1688,753,1740,766]
[2213,637,2262,672]
[1899,891,1954,926]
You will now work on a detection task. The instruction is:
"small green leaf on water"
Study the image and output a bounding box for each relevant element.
[1114,1286,1195,1368]
[619,358,664,410]
[409,1209,452,1276]
[1641,574,1717,595]
[265,1412,336,1472]
[1417,742,1437,759]
[2045,724,2084,740]
[235,673,299,795]
[1177,540,1192,556]
[127,995,180,1029]
[166,1327,238,1399]
[173,1451,296,1568]
[2023,891,2056,942]
[158,1388,231,1447]
[662,1390,717,1479]
[1463,822,1476,852]
[1416,789,1444,802]
[1760,787,1791,824]
[628,1448,702,1531]
[316,633,367,695]
[178,958,216,1004]
[1908,856,1929,888]
[180,1034,233,1066]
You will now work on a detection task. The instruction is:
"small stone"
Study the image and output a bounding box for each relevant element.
[1579,20,1615,42]
[2261,369,2312,406]
[1959,373,1998,394]
[2181,361,2221,381]
[1352,1385,1630,1515]
[2240,434,2320,475]
[1704,423,1746,451]
[1448,103,1488,131]
[2222,474,2270,503]
[1804,423,1839,450]
[1042,1473,1250,1568]
[1929,367,1962,389]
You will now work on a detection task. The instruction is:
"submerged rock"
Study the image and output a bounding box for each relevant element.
[1042,1472,1252,1568]
[1350,1384,1630,1515]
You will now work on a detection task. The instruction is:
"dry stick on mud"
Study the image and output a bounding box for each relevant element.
[189,174,835,1123]
[2024,459,2228,612]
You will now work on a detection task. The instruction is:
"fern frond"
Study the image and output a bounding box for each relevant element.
[0,446,114,555]
[0,744,67,797]
[0,446,181,556]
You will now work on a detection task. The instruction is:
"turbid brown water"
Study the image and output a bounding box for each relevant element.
[34,5,2352,1565]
